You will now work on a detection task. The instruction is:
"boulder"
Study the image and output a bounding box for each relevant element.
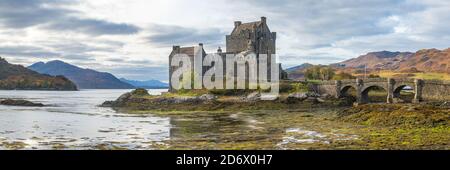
[173,96,200,104]
[199,94,217,101]
[261,94,279,101]
[306,92,321,98]
[0,99,44,107]
[116,92,132,104]
[305,97,318,102]
[321,94,331,99]
[316,98,326,103]
[101,92,132,107]
[245,92,261,101]
[100,101,115,107]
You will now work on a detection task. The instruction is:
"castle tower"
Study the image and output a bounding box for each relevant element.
[226,16,276,55]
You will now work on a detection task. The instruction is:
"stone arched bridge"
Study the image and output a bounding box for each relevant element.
[315,78,450,104]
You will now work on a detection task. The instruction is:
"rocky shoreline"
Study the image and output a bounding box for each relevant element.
[101,89,449,127]
[100,89,348,112]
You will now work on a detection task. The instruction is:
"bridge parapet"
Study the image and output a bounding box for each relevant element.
[317,78,390,85]
[301,77,449,103]
[361,78,388,83]
[422,79,450,85]
[314,78,442,104]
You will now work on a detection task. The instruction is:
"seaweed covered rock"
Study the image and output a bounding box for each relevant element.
[0,99,44,107]
[131,88,149,96]
[101,89,151,107]
[337,104,450,127]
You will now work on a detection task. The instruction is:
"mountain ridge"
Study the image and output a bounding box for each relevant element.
[119,78,168,89]
[0,58,77,90]
[286,48,450,80]
[28,60,135,89]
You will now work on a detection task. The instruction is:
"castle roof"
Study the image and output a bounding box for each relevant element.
[172,45,206,58]
[179,47,195,57]
[231,21,262,35]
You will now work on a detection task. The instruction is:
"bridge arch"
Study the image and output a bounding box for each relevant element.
[361,85,387,104]
[393,84,415,103]
[340,85,357,97]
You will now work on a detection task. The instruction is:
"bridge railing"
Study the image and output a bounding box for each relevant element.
[285,78,450,86]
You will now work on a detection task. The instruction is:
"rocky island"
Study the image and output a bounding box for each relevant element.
[0,99,45,107]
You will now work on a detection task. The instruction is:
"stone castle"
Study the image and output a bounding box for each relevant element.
[168,17,287,91]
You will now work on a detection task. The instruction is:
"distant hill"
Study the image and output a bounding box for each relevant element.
[399,48,450,74]
[0,58,77,90]
[286,63,314,73]
[119,78,168,89]
[285,63,314,80]
[338,51,414,70]
[337,48,450,73]
[28,60,134,89]
[286,48,450,80]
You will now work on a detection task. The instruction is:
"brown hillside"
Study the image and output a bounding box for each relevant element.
[336,48,450,73]
[0,57,77,90]
[399,48,450,74]
[339,51,414,70]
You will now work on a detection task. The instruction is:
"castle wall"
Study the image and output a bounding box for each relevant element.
[226,35,252,54]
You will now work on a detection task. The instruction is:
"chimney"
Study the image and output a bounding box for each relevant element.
[234,21,242,27]
[173,45,180,51]
[261,16,266,24]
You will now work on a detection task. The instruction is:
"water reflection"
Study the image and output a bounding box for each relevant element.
[169,113,247,139]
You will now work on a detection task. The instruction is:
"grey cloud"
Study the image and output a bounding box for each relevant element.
[60,54,94,61]
[0,43,98,61]
[105,58,126,63]
[45,41,118,54]
[0,0,140,35]
[44,17,140,35]
[0,45,60,57]
[238,0,425,46]
[282,55,345,61]
[101,66,169,81]
[147,24,224,46]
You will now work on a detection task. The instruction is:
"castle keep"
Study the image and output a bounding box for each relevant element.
[226,17,276,55]
[169,17,287,91]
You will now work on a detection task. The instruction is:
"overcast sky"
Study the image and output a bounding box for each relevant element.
[0,0,449,81]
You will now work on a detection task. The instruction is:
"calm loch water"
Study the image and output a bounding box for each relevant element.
[0,89,170,149]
